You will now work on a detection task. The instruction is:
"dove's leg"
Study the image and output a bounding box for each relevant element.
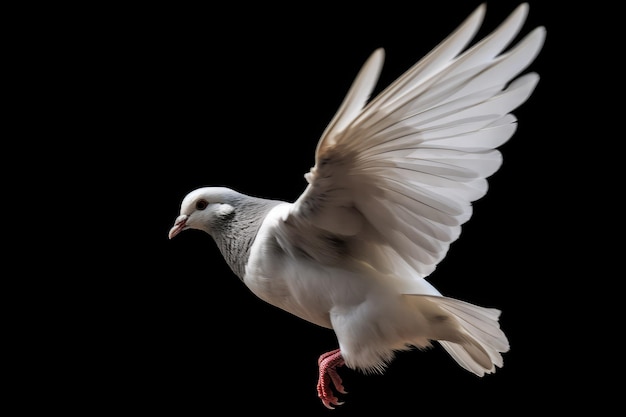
[317,348,347,409]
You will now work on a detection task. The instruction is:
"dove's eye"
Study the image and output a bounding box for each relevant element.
[195,199,209,210]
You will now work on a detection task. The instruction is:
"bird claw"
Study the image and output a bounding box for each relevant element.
[317,349,347,408]
[321,396,344,410]
[318,373,343,409]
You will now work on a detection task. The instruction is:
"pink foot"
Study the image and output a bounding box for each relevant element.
[317,348,347,409]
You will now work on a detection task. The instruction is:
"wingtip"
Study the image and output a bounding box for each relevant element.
[515,2,530,21]
[535,25,548,41]
[473,3,487,20]
[370,48,385,65]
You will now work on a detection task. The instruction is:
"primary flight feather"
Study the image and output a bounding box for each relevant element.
[169,2,545,409]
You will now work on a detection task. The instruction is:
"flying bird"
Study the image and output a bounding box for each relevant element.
[169,2,545,409]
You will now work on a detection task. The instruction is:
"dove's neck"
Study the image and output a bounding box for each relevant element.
[212,196,282,280]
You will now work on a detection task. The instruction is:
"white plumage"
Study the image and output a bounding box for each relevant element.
[169,3,545,409]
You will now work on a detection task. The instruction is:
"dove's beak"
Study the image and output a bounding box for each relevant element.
[168,214,188,239]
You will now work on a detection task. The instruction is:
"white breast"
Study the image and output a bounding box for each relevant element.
[243,204,376,329]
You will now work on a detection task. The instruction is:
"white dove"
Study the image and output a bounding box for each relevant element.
[169,2,545,409]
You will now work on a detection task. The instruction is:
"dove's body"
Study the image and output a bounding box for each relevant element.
[169,3,545,409]
[246,203,439,328]
[245,203,464,371]
[172,188,508,376]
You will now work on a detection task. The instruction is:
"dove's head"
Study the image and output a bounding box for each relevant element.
[168,187,240,239]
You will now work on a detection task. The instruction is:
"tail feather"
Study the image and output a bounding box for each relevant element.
[439,340,495,374]
[429,296,510,376]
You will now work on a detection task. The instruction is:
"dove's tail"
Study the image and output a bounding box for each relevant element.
[410,295,510,377]
[436,296,509,376]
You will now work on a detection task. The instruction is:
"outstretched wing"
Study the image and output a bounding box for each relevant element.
[285,3,545,280]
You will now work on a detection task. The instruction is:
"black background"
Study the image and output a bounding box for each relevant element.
[15,1,601,415]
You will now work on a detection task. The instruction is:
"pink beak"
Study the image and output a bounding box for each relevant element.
[168,214,188,239]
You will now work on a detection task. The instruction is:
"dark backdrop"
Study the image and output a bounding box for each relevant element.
[18,1,596,415]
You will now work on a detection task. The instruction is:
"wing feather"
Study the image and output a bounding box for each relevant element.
[317,49,385,151]
[286,3,545,282]
[358,4,487,123]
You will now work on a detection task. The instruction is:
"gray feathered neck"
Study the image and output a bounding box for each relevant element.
[210,194,282,280]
